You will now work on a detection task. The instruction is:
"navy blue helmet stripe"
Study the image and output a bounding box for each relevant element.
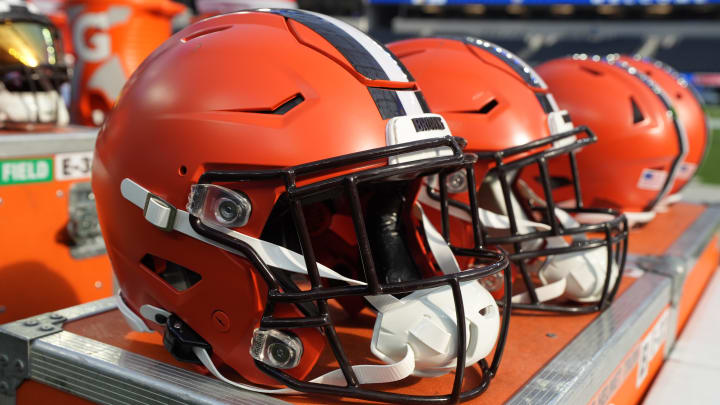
[268,9,423,119]
[368,88,406,119]
[270,9,390,81]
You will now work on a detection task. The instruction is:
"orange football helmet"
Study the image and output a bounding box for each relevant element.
[388,37,628,313]
[615,54,708,196]
[534,55,688,225]
[93,10,510,403]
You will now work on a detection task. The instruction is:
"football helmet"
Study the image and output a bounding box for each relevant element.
[27,0,74,56]
[93,10,510,403]
[535,55,688,225]
[195,0,298,15]
[388,37,628,313]
[614,54,708,197]
[0,0,70,129]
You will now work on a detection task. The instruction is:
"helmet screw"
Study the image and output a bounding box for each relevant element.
[212,310,231,333]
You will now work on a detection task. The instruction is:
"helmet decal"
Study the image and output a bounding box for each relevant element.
[268,9,428,118]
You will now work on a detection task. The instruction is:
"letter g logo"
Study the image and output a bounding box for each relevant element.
[73,12,111,62]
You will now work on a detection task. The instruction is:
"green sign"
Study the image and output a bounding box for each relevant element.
[0,158,53,186]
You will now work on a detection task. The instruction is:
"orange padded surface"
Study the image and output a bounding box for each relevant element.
[63,277,636,404]
[626,203,706,256]
[57,203,712,404]
[0,180,113,324]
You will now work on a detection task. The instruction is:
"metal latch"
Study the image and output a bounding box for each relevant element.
[0,312,66,404]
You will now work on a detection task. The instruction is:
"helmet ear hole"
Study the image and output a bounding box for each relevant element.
[140,254,202,292]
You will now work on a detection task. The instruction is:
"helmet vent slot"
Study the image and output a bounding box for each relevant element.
[271,94,305,115]
[229,94,305,115]
[631,97,644,124]
[140,254,202,292]
[478,99,499,114]
[182,25,232,43]
[580,67,603,76]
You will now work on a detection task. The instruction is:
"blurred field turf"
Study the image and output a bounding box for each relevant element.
[696,106,720,184]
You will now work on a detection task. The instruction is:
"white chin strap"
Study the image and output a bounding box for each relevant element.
[558,199,658,228]
[654,193,683,213]
[419,187,619,304]
[119,178,499,393]
[514,209,619,304]
[0,85,69,127]
[574,211,654,229]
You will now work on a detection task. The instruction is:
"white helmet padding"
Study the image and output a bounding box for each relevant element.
[0,83,69,127]
[371,281,499,377]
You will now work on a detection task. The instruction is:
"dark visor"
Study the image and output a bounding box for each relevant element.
[0,20,63,68]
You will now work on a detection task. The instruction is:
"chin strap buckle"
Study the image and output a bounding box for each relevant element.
[163,315,212,364]
[143,193,177,231]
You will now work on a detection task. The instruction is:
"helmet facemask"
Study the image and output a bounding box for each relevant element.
[423,126,629,313]
[118,130,512,403]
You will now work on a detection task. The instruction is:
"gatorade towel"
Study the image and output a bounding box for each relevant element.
[66,0,184,126]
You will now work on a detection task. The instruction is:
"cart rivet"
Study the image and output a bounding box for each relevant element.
[14,359,24,373]
[0,354,8,366]
[49,313,63,320]
[56,190,64,198]
[39,325,54,332]
[173,322,182,329]
[23,319,39,327]
[0,381,8,394]
[546,333,557,338]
